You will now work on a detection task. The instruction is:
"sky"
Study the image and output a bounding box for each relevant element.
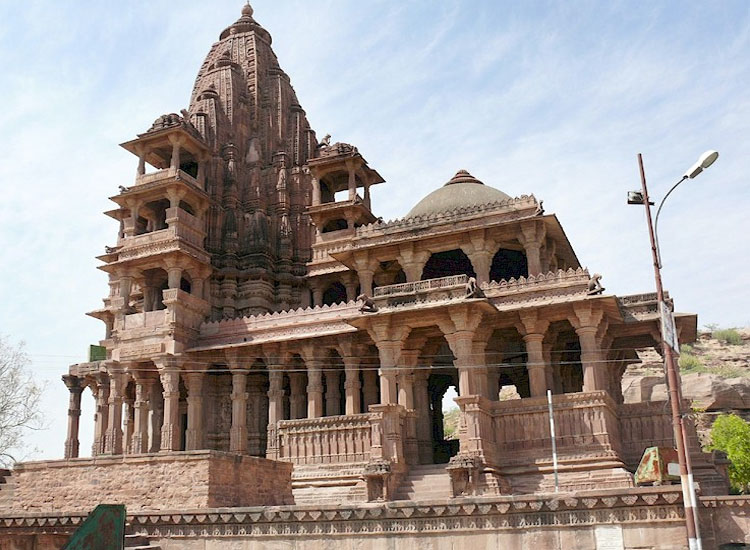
[0,1,747,462]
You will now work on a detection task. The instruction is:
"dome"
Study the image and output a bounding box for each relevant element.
[406,170,512,218]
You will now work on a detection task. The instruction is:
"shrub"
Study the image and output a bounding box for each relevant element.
[679,349,705,373]
[713,328,743,346]
[708,414,750,493]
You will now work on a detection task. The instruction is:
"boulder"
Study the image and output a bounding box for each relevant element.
[678,373,745,410]
[724,377,750,408]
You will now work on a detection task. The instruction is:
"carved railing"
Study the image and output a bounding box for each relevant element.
[123,310,168,330]
[457,392,622,468]
[135,167,202,190]
[277,413,375,465]
[619,400,679,468]
[481,268,591,308]
[373,274,468,298]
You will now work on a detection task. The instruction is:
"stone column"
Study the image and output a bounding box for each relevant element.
[123,392,135,455]
[364,181,371,209]
[230,371,248,453]
[357,269,374,297]
[343,357,361,415]
[184,371,205,451]
[311,176,321,206]
[523,334,548,397]
[325,370,341,416]
[445,331,479,397]
[169,135,182,170]
[149,381,163,452]
[519,220,546,276]
[375,341,401,405]
[62,375,83,459]
[577,326,605,392]
[247,376,266,456]
[167,266,183,290]
[343,275,358,303]
[289,373,307,419]
[267,368,285,459]
[466,249,492,285]
[346,160,357,201]
[311,283,323,307]
[159,367,182,452]
[413,373,432,463]
[104,370,126,455]
[362,366,379,410]
[306,360,324,418]
[131,374,154,454]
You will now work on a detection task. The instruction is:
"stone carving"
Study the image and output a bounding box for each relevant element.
[447,453,481,497]
[362,459,391,501]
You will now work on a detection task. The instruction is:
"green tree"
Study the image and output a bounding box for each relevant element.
[0,335,44,466]
[708,414,750,493]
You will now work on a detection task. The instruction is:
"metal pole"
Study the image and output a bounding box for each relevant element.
[638,154,702,550]
[547,389,559,493]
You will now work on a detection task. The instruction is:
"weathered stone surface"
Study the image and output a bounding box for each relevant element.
[4,451,292,513]
[650,373,746,411]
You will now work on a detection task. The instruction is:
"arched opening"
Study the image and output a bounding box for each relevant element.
[141,268,168,312]
[425,338,459,464]
[487,328,529,400]
[142,199,170,233]
[178,200,195,216]
[320,180,335,203]
[180,159,199,179]
[490,248,528,282]
[421,249,476,280]
[180,276,192,294]
[548,323,583,394]
[322,218,348,233]
[205,364,232,452]
[322,282,347,306]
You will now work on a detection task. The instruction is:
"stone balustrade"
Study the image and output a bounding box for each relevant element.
[277,413,375,465]
[123,310,168,330]
[481,267,591,309]
[374,274,468,298]
[135,167,202,190]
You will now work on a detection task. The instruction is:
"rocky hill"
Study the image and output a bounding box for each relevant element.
[623,327,750,444]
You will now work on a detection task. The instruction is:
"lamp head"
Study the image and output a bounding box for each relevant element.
[684,150,719,179]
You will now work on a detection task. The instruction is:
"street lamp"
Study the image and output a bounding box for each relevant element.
[628,150,719,550]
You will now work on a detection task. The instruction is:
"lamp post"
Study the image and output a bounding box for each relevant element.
[629,150,718,550]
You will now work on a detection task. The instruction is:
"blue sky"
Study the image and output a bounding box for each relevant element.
[0,1,748,461]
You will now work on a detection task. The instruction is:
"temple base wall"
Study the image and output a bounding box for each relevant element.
[4,451,293,513]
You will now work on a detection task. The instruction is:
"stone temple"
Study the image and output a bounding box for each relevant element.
[1,5,748,550]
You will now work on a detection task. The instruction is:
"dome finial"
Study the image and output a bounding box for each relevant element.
[242,2,253,17]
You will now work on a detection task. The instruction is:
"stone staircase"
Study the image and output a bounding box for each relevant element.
[394,464,452,501]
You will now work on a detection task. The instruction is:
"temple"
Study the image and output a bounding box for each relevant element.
[1,5,747,550]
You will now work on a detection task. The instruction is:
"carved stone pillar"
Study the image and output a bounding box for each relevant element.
[466,250,492,286]
[185,371,205,451]
[169,135,182,170]
[311,284,323,307]
[445,331,479,397]
[577,326,605,392]
[230,371,248,453]
[131,374,154,454]
[325,370,341,416]
[266,368,285,459]
[289,373,307,419]
[358,269,374,297]
[247,375,266,456]
[344,358,361,415]
[375,341,401,405]
[62,375,83,459]
[306,360,324,418]
[523,334,548,397]
[123,393,135,455]
[519,220,546,276]
[311,176,321,206]
[149,381,163,452]
[159,367,181,452]
[414,373,432,464]
[104,369,127,455]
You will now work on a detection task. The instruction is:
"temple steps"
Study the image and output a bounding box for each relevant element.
[291,463,369,505]
[125,529,161,550]
[394,464,452,501]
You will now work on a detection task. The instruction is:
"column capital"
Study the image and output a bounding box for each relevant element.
[62,374,83,393]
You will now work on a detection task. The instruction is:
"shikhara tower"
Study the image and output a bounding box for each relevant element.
[2,5,742,550]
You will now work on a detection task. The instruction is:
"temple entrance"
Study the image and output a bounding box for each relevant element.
[428,369,460,463]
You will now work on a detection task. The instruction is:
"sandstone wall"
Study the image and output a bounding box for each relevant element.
[5,451,293,513]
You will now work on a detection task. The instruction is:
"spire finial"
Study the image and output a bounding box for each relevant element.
[242,2,253,17]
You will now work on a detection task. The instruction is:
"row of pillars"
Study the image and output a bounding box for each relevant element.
[134,134,208,188]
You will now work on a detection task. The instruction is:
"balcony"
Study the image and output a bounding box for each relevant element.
[134,167,203,191]
[372,274,469,308]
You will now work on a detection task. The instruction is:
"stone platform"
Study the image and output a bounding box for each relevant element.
[0,450,293,513]
[1,487,749,550]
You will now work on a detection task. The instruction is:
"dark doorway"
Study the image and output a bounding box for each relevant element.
[421,249,476,280]
[490,248,528,282]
